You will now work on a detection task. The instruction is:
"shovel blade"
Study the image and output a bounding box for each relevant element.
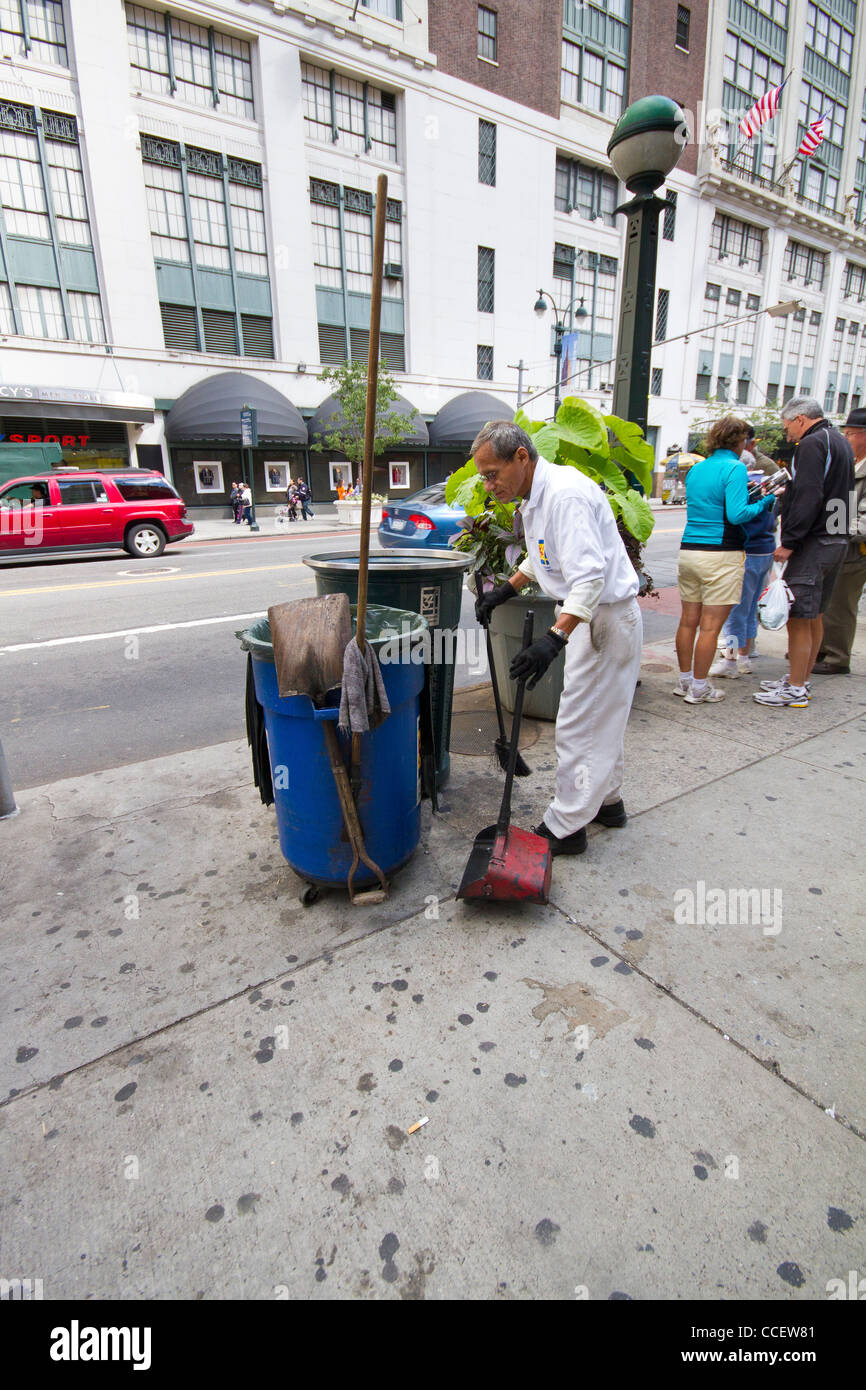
[457,825,552,904]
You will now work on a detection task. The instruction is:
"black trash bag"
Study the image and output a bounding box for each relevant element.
[245,652,273,807]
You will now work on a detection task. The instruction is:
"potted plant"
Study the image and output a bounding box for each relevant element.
[334,491,387,526]
[445,396,656,719]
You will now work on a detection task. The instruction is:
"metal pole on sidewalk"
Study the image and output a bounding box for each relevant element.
[0,738,19,819]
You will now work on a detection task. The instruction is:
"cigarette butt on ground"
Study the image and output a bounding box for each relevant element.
[407,1116,429,1134]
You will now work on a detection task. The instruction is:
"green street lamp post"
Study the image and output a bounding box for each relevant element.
[607,95,687,440]
[534,289,588,413]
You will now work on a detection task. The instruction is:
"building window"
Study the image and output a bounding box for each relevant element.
[361,0,403,16]
[0,0,67,65]
[844,263,866,302]
[737,376,750,405]
[0,102,106,343]
[783,239,827,290]
[555,155,618,225]
[709,214,764,273]
[561,37,625,118]
[705,282,721,301]
[143,137,272,357]
[722,29,784,177]
[676,5,690,50]
[126,5,254,119]
[477,246,495,313]
[662,189,677,240]
[477,344,493,379]
[478,119,496,186]
[695,373,711,400]
[301,61,397,163]
[311,180,405,369]
[477,6,497,62]
[650,367,663,396]
[655,288,669,342]
[799,82,846,151]
[805,3,853,67]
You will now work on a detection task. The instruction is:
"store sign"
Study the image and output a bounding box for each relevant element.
[0,433,90,446]
[240,405,258,448]
[0,384,152,407]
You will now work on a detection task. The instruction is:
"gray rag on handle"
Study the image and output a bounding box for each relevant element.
[338,637,391,734]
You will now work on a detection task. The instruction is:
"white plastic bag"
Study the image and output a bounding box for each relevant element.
[757,562,793,631]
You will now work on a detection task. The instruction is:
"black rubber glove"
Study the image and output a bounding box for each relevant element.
[509,630,567,689]
[475,579,516,627]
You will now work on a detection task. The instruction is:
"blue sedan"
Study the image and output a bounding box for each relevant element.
[378,484,466,549]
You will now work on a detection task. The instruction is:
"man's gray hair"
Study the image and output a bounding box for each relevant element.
[471,420,538,462]
[780,396,823,421]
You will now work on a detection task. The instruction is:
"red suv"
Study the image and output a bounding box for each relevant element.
[0,470,194,559]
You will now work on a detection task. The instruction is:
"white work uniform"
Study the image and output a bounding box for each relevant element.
[518,456,642,836]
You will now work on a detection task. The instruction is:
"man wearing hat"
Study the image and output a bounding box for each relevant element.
[812,407,866,674]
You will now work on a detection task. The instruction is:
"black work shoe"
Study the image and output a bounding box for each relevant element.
[534,821,587,856]
[811,661,850,675]
[592,799,627,828]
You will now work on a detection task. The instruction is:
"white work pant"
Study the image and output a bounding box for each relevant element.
[545,596,643,837]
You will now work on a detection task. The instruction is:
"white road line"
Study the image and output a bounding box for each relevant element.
[0,611,267,654]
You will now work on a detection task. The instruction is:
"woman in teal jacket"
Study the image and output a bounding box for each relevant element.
[674,416,776,704]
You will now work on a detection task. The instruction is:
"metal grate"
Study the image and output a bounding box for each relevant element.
[310,178,339,206]
[477,246,495,313]
[228,157,261,188]
[318,323,347,363]
[187,146,223,177]
[380,332,405,371]
[202,309,238,354]
[345,187,373,214]
[655,288,669,342]
[662,189,677,240]
[676,4,690,49]
[160,302,199,350]
[651,368,663,396]
[241,315,274,358]
[43,111,77,143]
[0,100,35,134]
[478,119,496,186]
[142,135,182,167]
[477,344,493,380]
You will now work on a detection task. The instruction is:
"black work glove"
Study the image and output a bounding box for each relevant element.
[509,630,567,689]
[475,580,516,628]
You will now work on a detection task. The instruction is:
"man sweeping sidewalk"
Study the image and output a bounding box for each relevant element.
[473,421,641,856]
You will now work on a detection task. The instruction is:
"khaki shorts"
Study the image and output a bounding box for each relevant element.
[678,549,745,606]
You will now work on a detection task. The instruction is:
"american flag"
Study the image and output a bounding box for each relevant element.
[739,80,787,139]
[798,117,826,158]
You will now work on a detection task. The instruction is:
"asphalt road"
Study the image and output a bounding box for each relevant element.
[0,511,686,789]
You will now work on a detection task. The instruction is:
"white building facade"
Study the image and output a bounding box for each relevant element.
[0,0,864,508]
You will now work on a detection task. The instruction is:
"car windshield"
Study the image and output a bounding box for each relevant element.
[113,476,179,501]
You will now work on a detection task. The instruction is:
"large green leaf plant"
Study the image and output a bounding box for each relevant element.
[446,396,657,594]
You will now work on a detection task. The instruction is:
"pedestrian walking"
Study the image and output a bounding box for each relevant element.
[241,482,253,526]
[473,421,641,857]
[805,407,866,676]
[285,482,299,521]
[674,416,777,703]
[754,397,854,707]
[295,477,314,520]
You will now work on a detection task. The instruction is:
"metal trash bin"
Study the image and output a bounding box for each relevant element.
[303,550,471,788]
[238,606,427,897]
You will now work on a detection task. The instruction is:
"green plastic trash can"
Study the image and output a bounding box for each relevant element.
[303,549,471,788]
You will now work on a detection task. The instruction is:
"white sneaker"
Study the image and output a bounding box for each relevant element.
[709,656,739,678]
[759,677,811,694]
[753,681,810,708]
[673,681,691,697]
[684,684,725,704]
[737,655,752,674]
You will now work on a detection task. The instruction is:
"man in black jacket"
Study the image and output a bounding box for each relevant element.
[754,397,854,707]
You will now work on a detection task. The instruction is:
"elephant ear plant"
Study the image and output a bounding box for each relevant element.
[445,396,657,595]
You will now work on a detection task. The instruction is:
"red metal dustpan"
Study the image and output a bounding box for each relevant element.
[457,610,552,904]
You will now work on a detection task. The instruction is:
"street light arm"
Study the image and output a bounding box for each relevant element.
[526,300,803,413]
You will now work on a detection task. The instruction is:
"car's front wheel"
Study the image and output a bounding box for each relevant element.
[125,523,166,558]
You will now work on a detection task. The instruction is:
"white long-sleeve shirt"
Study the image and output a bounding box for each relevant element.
[517,456,639,622]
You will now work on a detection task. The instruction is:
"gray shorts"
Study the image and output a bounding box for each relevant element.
[784,536,847,620]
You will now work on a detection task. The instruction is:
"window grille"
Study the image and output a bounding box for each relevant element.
[477,344,493,379]
[478,119,496,186]
[477,246,495,313]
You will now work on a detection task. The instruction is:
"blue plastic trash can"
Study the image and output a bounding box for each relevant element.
[239,607,427,890]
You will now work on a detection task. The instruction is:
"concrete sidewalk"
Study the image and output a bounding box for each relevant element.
[1,622,864,1300]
